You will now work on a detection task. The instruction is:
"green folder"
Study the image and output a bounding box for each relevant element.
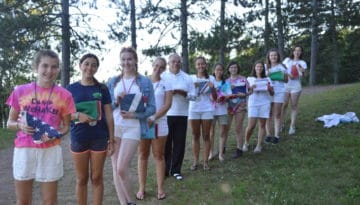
[75,100,101,122]
[269,71,284,81]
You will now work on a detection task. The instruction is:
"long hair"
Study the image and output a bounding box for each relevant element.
[265,48,281,69]
[212,62,226,84]
[250,60,266,78]
[32,49,60,71]
[226,61,240,76]
[289,45,304,60]
[194,56,209,79]
[79,53,107,91]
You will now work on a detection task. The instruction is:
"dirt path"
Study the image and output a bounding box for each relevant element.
[0,84,352,204]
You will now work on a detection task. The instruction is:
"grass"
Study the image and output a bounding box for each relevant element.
[0,128,14,149]
[1,83,360,204]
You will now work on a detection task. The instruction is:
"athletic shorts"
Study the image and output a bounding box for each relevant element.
[213,114,228,125]
[285,84,302,93]
[13,145,63,182]
[272,91,286,103]
[156,118,169,137]
[248,104,271,118]
[71,136,108,153]
[188,111,214,120]
[114,125,141,141]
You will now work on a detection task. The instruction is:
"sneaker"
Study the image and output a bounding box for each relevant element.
[264,136,272,144]
[254,145,262,153]
[232,148,243,159]
[288,127,296,135]
[242,144,249,152]
[272,136,280,144]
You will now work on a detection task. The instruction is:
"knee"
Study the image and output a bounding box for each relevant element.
[116,167,127,179]
[77,175,89,186]
[138,152,149,161]
[91,174,103,186]
[153,152,165,161]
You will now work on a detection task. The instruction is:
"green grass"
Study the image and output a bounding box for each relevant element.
[140,83,360,205]
[0,128,14,149]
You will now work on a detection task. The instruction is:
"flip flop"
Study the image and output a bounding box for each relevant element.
[157,192,166,200]
[136,191,145,200]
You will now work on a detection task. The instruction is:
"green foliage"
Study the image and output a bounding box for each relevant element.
[0,128,14,149]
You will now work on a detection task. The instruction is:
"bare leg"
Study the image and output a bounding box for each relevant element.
[151,136,167,198]
[208,118,217,159]
[244,118,257,145]
[90,151,107,205]
[72,151,90,205]
[273,102,283,138]
[266,103,274,137]
[257,118,267,147]
[234,111,246,149]
[41,181,58,205]
[201,119,212,169]
[282,92,291,129]
[137,139,151,199]
[190,119,201,167]
[15,179,33,205]
[218,123,228,161]
[290,91,302,129]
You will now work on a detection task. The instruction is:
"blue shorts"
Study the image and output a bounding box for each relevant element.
[71,136,108,152]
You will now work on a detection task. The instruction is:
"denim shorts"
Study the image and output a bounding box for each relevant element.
[71,136,108,153]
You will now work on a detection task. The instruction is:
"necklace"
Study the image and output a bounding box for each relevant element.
[33,82,55,120]
[121,77,136,94]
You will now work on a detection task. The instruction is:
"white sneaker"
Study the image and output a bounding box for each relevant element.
[254,145,262,153]
[242,144,249,152]
[288,127,296,135]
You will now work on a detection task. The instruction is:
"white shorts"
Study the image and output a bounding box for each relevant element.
[13,145,63,182]
[272,91,285,103]
[156,118,169,137]
[188,111,214,120]
[114,125,141,141]
[248,104,271,118]
[285,84,302,93]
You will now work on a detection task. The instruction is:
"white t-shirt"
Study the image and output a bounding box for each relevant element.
[113,77,141,127]
[163,70,195,116]
[189,75,216,112]
[247,77,273,107]
[266,64,287,93]
[153,77,172,121]
[283,57,307,87]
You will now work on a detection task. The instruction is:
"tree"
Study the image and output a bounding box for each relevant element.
[61,0,70,87]
[180,0,189,72]
[275,0,285,59]
[309,0,319,86]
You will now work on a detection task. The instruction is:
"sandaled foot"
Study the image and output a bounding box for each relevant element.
[203,164,210,170]
[157,192,166,200]
[219,155,224,162]
[136,191,145,200]
[190,163,198,171]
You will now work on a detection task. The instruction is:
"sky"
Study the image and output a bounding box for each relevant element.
[70,0,241,82]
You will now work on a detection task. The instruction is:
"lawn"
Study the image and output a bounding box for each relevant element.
[1,83,359,204]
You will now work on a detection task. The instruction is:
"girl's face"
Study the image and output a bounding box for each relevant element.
[255,63,264,77]
[293,47,302,59]
[269,51,279,64]
[120,51,137,73]
[35,56,60,85]
[214,65,224,79]
[152,59,166,75]
[195,58,207,74]
[80,57,98,79]
[228,64,239,76]
[168,55,181,74]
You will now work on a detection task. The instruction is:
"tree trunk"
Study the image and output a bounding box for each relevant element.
[309,0,318,86]
[61,0,70,87]
[275,0,285,59]
[264,0,270,54]
[130,0,137,50]
[219,0,226,65]
[331,0,339,84]
[180,0,189,73]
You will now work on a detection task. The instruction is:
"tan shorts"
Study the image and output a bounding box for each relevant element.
[13,145,63,182]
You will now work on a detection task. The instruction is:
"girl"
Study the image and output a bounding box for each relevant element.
[244,61,274,153]
[107,47,156,205]
[66,53,115,205]
[6,49,75,204]
[264,48,288,144]
[209,63,232,162]
[282,45,307,135]
[226,61,249,159]
[137,57,172,200]
[189,56,217,171]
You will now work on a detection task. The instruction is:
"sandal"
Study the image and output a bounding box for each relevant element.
[157,192,166,200]
[173,173,183,180]
[190,164,198,171]
[136,191,145,200]
[203,164,210,171]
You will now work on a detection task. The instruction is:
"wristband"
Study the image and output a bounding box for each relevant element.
[75,112,79,120]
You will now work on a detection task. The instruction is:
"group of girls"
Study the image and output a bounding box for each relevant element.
[5,45,306,205]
